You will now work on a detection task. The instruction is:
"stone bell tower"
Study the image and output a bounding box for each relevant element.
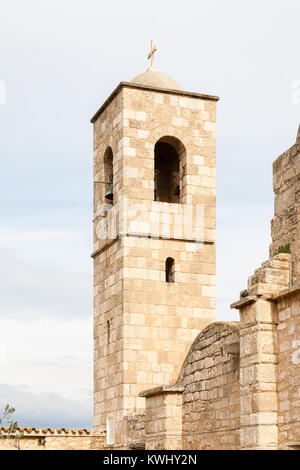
[91,42,219,448]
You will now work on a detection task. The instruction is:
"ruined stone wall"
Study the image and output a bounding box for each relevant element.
[231,253,290,450]
[233,255,300,451]
[178,322,240,450]
[124,413,146,449]
[271,127,300,284]
[276,291,300,449]
[142,389,183,450]
[268,127,300,449]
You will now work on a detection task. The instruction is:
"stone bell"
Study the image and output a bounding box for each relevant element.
[105,175,113,201]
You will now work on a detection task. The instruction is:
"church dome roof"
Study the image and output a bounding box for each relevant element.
[131,67,183,91]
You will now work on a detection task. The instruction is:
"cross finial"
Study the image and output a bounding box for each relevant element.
[147,40,157,70]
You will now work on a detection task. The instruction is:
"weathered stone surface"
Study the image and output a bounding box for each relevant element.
[6,63,299,451]
[92,75,217,447]
[164,322,241,450]
[271,128,300,285]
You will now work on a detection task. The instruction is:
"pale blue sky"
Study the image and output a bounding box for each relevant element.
[0,0,299,428]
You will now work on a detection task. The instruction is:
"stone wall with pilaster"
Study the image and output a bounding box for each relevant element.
[275,290,300,449]
[231,253,290,450]
[238,299,279,449]
[140,387,183,450]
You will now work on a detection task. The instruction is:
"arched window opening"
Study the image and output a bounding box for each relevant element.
[166,257,175,283]
[107,320,111,344]
[154,137,186,203]
[104,147,113,204]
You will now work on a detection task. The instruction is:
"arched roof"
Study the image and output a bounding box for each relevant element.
[131,68,183,91]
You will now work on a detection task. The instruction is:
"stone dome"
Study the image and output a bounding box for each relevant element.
[131,67,183,91]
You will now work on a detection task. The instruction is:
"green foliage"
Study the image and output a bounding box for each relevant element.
[274,243,291,255]
[0,404,23,449]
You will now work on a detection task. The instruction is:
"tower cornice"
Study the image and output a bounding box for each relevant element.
[90,81,219,124]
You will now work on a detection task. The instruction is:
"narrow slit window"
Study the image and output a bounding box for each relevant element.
[107,320,111,344]
[166,257,175,283]
[104,147,113,204]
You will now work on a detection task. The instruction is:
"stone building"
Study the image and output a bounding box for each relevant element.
[138,126,300,451]
[90,46,218,448]
[0,46,299,450]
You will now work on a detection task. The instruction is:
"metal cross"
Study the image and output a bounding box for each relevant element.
[147,40,157,69]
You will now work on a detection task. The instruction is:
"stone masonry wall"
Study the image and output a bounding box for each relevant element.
[93,238,124,433]
[231,253,290,449]
[92,82,218,447]
[142,390,183,450]
[93,88,125,442]
[124,413,146,449]
[271,126,300,284]
[276,291,300,449]
[178,322,240,450]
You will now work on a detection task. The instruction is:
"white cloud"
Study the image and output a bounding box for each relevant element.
[0,384,92,429]
[0,224,92,321]
[0,317,92,403]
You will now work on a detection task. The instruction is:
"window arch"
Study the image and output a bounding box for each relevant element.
[104,147,113,204]
[154,136,186,203]
[166,257,175,283]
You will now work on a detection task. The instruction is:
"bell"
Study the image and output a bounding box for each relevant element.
[105,175,113,200]
[105,182,113,200]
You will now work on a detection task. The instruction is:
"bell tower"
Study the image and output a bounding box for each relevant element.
[91,43,219,448]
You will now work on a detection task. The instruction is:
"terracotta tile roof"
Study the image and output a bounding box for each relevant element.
[0,427,92,436]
